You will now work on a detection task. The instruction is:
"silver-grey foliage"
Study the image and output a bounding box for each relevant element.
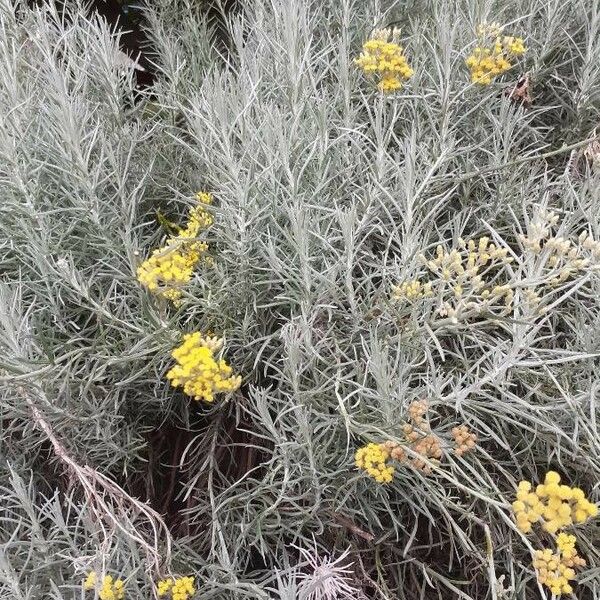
[1,0,599,598]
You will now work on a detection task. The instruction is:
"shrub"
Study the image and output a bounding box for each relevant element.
[1,0,599,598]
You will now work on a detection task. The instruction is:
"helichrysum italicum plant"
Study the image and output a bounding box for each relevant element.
[166,333,241,402]
[3,0,600,599]
[355,27,413,92]
[466,22,526,84]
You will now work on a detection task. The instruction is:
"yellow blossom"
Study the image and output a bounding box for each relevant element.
[512,472,597,534]
[137,192,213,305]
[354,442,394,483]
[157,576,196,600]
[166,333,241,403]
[466,24,526,85]
[83,573,125,600]
[533,536,586,596]
[355,27,413,93]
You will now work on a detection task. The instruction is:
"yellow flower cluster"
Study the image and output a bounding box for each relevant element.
[354,442,395,483]
[166,333,242,402]
[83,572,125,600]
[466,22,526,85]
[157,576,196,600]
[355,27,413,92]
[137,192,213,305]
[513,472,598,534]
[533,535,586,596]
[512,473,597,595]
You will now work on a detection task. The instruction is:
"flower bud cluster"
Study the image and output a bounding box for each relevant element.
[391,279,433,301]
[451,425,477,456]
[401,401,445,474]
[355,401,478,482]
[393,236,514,324]
[393,213,600,324]
[519,211,600,288]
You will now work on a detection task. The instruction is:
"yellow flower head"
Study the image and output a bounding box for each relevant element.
[466,24,526,85]
[355,442,395,483]
[157,576,196,600]
[512,472,597,534]
[83,572,125,600]
[533,536,586,596]
[166,333,242,403]
[137,192,214,305]
[355,27,413,93]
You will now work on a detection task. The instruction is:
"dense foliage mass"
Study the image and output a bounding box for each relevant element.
[1,0,599,598]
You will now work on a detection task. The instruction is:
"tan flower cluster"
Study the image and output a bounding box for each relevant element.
[451,425,477,456]
[381,439,407,462]
[355,401,479,483]
[408,398,428,428]
[401,400,443,474]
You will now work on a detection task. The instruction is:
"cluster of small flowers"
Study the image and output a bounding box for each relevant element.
[533,535,586,596]
[84,572,125,600]
[512,472,598,596]
[465,22,526,85]
[401,401,444,473]
[355,401,478,482]
[166,333,242,403]
[137,192,214,305]
[518,210,600,290]
[157,576,196,600]
[391,279,432,301]
[513,472,598,535]
[354,27,414,92]
[451,425,477,456]
[354,442,395,483]
[393,236,514,324]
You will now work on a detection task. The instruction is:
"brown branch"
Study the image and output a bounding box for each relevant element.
[21,386,173,575]
[328,510,375,543]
